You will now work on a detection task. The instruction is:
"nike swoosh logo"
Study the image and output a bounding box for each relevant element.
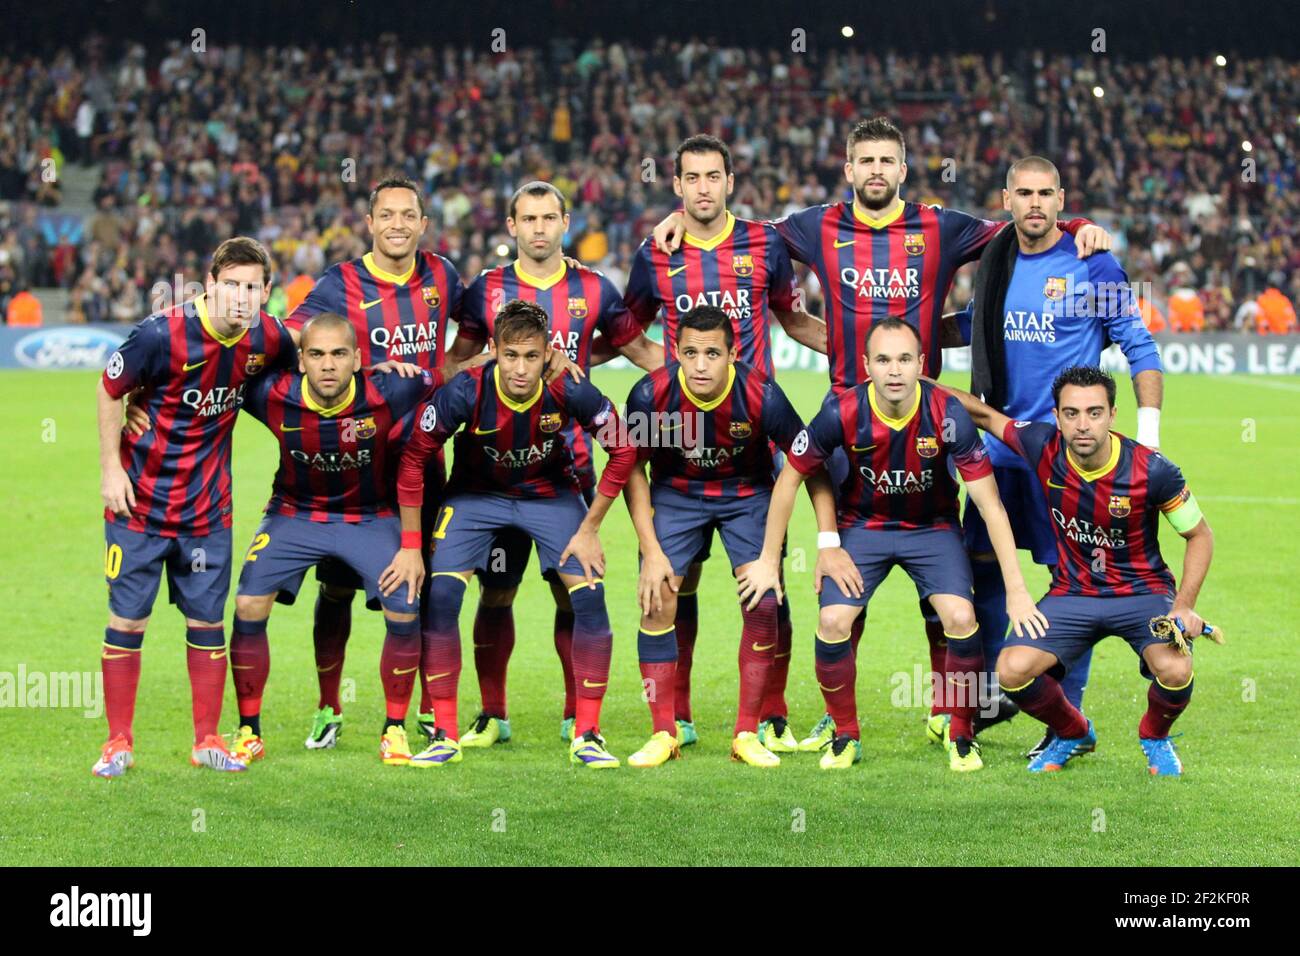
[851,444,876,453]
[316,663,340,673]
[582,679,607,689]
[426,671,451,682]
[280,424,304,432]
[359,297,383,310]
[102,653,131,660]
[833,239,855,249]
[183,359,208,371]
[667,265,687,277]
[209,651,226,660]
[659,422,683,431]
[818,683,845,693]
[392,666,419,675]
[1047,479,1066,489]
[473,426,501,435]
[752,642,775,652]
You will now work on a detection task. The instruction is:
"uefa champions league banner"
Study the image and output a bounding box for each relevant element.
[2,325,1299,375]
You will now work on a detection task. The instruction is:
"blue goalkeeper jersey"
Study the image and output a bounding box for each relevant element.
[959,231,1161,467]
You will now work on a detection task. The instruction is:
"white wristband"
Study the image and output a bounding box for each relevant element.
[817,531,842,550]
[1136,406,1161,448]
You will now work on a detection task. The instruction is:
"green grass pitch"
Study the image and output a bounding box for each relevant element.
[1,368,1296,866]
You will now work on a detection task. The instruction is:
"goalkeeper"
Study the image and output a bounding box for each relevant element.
[942,366,1216,777]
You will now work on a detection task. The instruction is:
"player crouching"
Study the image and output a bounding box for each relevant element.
[383,300,638,768]
[945,367,1215,776]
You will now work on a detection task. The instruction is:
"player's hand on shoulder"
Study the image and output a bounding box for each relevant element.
[1006,586,1048,639]
[543,348,584,384]
[637,547,676,616]
[370,359,422,378]
[815,547,863,599]
[736,554,782,610]
[1074,223,1113,258]
[653,210,686,255]
[379,547,426,606]
[101,462,136,518]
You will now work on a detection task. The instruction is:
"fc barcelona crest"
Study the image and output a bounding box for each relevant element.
[568,297,589,320]
[904,233,926,256]
[422,286,441,308]
[732,254,754,277]
[245,352,266,375]
[729,421,752,439]
[1108,495,1132,518]
[1043,277,1068,301]
[353,416,377,440]
[539,412,563,433]
[916,436,939,458]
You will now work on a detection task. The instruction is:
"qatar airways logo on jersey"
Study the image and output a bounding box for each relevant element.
[290,449,373,472]
[680,443,747,468]
[858,465,934,494]
[483,440,556,467]
[1004,310,1058,343]
[840,266,920,300]
[182,384,245,416]
[1051,508,1128,548]
[550,329,581,361]
[674,289,752,320]
[372,321,438,358]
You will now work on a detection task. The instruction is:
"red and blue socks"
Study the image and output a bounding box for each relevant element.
[102,627,143,746]
[672,590,698,723]
[814,632,859,739]
[473,604,515,719]
[1001,672,1088,739]
[1139,674,1194,739]
[380,616,420,731]
[423,575,467,739]
[637,625,677,735]
[185,625,227,743]
[737,594,778,734]
[759,594,793,721]
[313,588,351,713]
[230,617,270,736]
[570,582,612,738]
[943,625,982,740]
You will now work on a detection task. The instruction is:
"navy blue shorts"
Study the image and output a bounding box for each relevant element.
[963,462,1057,565]
[819,526,973,608]
[1001,592,1175,680]
[651,485,769,577]
[237,513,418,616]
[478,484,595,588]
[430,492,591,579]
[104,522,233,622]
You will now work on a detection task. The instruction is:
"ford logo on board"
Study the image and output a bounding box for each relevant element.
[14,327,127,370]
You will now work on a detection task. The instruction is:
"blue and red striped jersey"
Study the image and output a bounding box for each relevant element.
[999,421,1189,597]
[397,362,637,504]
[624,213,799,378]
[286,251,463,370]
[773,201,1001,391]
[101,295,296,537]
[624,361,804,498]
[242,369,437,523]
[788,380,992,531]
[458,261,641,490]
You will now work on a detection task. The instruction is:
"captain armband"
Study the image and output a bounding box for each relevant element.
[1159,488,1203,534]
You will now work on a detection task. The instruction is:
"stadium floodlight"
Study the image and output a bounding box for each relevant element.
[1092,86,1104,98]
[1215,54,1227,66]
[495,243,510,256]
[1242,140,1253,152]
[841,25,854,38]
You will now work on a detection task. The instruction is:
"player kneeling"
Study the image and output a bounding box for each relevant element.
[739,319,1045,771]
[229,314,438,766]
[945,367,1216,776]
[382,300,638,768]
[622,306,815,767]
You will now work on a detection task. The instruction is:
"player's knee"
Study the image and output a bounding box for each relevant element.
[942,603,978,637]
[320,584,355,603]
[426,575,468,628]
[184,618,224,630]
[235,593,275,622]
[1153,654,1193,690]
[996,647,1038,689]
[818,606,853,643]
[479,585,517,608]
[641,594,677,633]
[383,613,419,637]
[108,614,149,632]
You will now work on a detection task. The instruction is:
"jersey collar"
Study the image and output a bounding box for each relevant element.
[302,375,356,418]
[194,293,249,348]
[851,200,905,230]
[867,381,921,430]
[1066,433,1122,482]
[677,364,735,411]
[513,259,567,290]
[682,211,736,251]
[494,364,543,413]
[362,252,416,285]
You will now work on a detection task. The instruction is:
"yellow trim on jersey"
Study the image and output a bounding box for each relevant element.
[513,259,567,290]
[302,375,356,417]
[867,381,921,431]
[362,252,416,286]
[677,364,735,412]
[1161,491,1204,534]
[682,211,736,251]
[194,293,249,348]
[567,578,605,593]
[851,200,905,230]
[493,365,543,413]
[1066,433,1121,482]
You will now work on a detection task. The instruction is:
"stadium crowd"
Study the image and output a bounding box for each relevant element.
[1,36,1296,333]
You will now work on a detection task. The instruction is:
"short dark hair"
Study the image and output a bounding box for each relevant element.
[509,180,567,220]
[209,236,271,283]
[847,116,906,162]
[674,134,733,178]
[1051,365,1117,408]
[368,175,424,217]
[494,298,550,345]
[300,312,357,350]
[678,305,734,348]
[864,317,922,352]
[1006,155,1061,191]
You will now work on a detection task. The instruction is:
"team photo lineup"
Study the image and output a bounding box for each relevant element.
[94,121,1216,779]
[6,1,1300,891]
